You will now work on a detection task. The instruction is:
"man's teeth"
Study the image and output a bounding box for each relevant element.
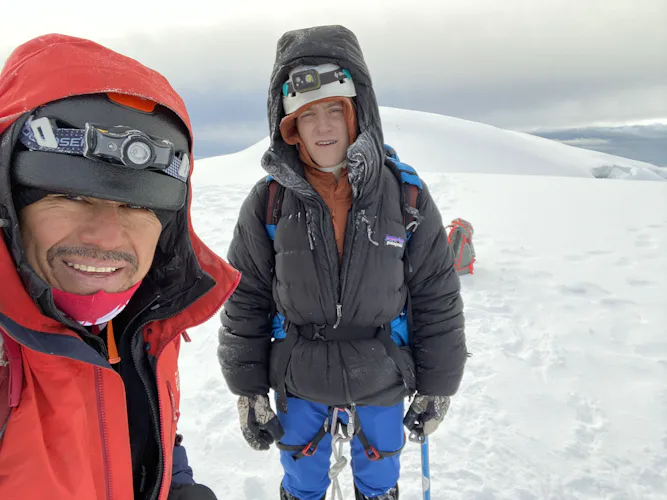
[66,262,117,273]
[317,140,336,145]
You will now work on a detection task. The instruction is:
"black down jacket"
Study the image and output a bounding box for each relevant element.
[218,25,467,409]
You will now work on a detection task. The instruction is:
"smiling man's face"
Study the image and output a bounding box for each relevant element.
[19,194,162,295]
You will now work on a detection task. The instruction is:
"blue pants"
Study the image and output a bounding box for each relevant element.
[277,397,405,500]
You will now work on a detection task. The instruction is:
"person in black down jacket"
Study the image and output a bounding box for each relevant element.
[218,24,467,500]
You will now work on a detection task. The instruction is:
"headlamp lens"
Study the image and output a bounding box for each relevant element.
[126,140,152,165]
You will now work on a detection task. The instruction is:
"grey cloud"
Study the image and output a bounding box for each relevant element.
[533,123,667,166]
[560,138,611,146]
[1,0,664,157]
[107,1,667,130]
[178,89,268,157]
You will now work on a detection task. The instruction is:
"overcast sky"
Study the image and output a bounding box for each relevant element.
[1,0,665,158]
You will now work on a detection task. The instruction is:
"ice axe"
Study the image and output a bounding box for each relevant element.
[403,407,431,500]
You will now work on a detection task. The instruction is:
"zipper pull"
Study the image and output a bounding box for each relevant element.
[167,382,180,422]
[333,304,342,329]
[139,465,147,493]
[360,210,378,246]
[106,320,121,365]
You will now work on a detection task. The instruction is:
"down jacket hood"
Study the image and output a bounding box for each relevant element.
[261,25,385,205]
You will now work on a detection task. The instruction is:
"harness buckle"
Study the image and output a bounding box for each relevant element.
[301,441,318,457]
[365,446,381,461]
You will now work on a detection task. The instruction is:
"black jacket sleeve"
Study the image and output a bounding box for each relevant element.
[406,180,467,397]
[218,182,275,396]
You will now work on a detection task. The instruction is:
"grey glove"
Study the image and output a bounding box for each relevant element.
[403,394,451,443]
[237,394,285,450]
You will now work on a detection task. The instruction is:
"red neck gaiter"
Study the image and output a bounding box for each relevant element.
[52,281,142,326]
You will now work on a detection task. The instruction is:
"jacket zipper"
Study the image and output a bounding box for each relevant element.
[295,180,351,329]
[131,328,163,500]
[313,199,343,328]
[95,367,113,500]
[335,203,359,328]
[310,188,362,329]
[133,276,232,500]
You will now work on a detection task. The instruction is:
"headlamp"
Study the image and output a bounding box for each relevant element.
[291,68,322,93]
[19,116,190,183]
[84,125,174,170]
[283,68,352,96]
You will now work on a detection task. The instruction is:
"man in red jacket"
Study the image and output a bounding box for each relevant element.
[0,35,240,499]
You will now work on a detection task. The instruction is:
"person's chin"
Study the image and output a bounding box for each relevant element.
[314,156,342,169]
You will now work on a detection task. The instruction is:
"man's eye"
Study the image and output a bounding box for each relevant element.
[126,204,148,210]
[330,107,343,113]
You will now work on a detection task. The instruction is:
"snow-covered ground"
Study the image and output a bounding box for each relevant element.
[179,108,667,499]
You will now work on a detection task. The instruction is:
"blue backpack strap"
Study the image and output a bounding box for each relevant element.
[384,145,423,345]
[384,144,422,240]
[384,144,423,190]
[265,176,284,240]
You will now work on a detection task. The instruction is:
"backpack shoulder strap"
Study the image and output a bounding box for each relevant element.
[384,144,423,240]
[403,184,420,238]
[384,144,423,341]
[264,176,285,240]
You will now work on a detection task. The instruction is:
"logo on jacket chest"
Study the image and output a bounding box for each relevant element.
[385,235,405,248]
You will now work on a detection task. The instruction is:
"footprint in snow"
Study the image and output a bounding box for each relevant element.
[626,278,656,287]
[243,476,268,500]
[565,394,607,460]
[556,282,610,299]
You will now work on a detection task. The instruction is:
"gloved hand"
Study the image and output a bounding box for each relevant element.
[237,394,285,450]
[403,394,451,443]
[168,483,217,500]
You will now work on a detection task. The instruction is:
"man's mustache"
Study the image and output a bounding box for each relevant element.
[47,246,139,274]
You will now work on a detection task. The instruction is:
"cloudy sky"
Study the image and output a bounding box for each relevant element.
[1,0,665,160]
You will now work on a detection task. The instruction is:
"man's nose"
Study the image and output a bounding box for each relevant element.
[77,204,126,250]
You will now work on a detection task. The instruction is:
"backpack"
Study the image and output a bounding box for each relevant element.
[265,144,422,243]
[445,218,476,275]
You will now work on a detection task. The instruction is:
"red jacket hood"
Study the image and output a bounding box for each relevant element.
[0,34,191,138]
[0,34,240,335]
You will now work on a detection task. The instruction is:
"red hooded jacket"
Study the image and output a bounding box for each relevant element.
[0,35,240,499]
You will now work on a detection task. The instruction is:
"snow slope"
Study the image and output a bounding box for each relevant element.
[191,106,667,184]
[179,109,667,500]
